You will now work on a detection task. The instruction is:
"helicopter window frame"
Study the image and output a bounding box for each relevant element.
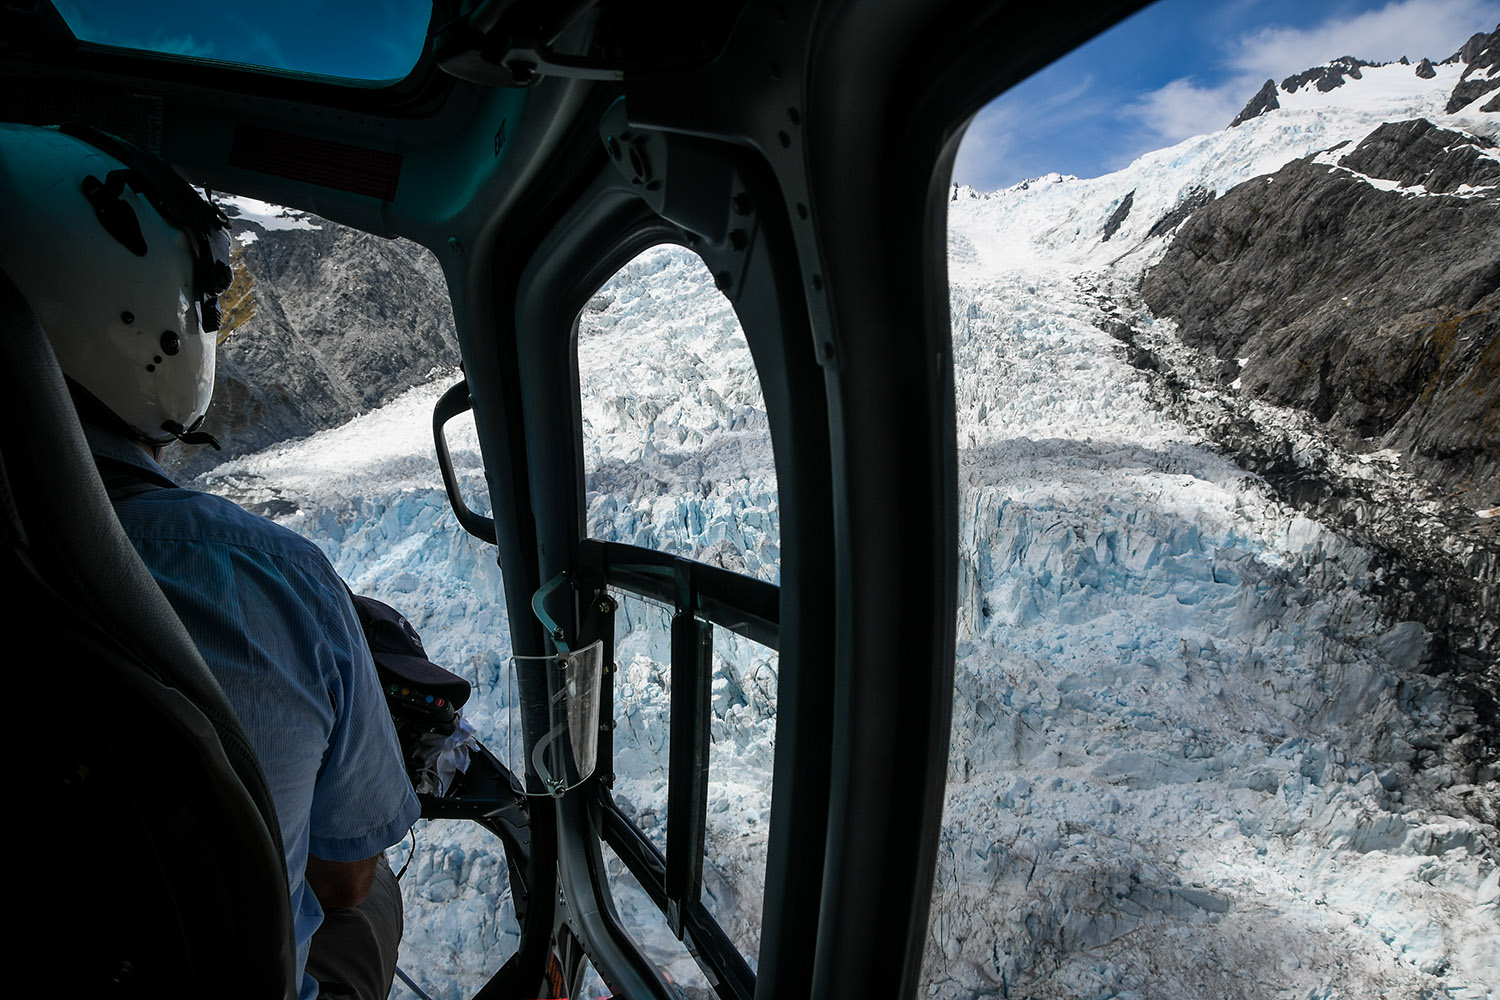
[567,240,779,1000]
[510,196,787,997]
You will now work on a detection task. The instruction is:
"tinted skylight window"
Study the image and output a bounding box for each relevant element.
[53,0,431,83]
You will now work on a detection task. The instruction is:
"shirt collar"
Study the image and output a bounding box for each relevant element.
[82,422,179,486]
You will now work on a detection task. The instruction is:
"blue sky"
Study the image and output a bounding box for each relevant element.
[953,0,1500,190]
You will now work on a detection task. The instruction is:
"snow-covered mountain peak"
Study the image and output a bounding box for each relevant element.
[949,32,1497,281]
[1272,57,1465,115]
[1231,24,1500,127]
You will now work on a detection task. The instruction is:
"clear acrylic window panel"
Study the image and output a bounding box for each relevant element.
[577,245,780,584]
[54,1,431,82]
[512,641,604,797]
[702,622,776,966]
[610,592,676,857]
[595,839,717,1000]
[607,591,776,969]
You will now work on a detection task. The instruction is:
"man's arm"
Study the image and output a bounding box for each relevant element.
[305,853,381,910]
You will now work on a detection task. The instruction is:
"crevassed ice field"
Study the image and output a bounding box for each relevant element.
[201,57,1498,1000]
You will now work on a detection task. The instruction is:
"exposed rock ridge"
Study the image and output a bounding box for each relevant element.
[1281,55,1378,94]
[1336,118,1500,192]
[1446,25,1500,113]
[1100,189,1134,241]
[1227,30,1500,128]
[1230,79,1280,128]
[1144,186,1212,239]
[1142,120,1498,501]
[1108,283,1499,765]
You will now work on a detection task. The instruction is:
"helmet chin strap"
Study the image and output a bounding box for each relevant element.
[161,419,222,451]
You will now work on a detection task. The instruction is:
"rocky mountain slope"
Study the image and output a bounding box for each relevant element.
[161,197,459,480]
[1138,33,1499,753]
[1164,35,1498,507]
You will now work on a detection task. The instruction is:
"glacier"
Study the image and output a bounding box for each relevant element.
[194,49,1498,1000]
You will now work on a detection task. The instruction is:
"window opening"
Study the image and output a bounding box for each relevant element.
[578,245,779,583]
[937,3,1497,997]
[386,818,521,999]
[603,582,772,986]
[599,839,717,999]
[610,591,676,857]
[575,954,612,1000]
[701,623,775,963]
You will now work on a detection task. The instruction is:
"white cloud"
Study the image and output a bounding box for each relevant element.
[953,0,1499,190]
[1127,76,1249,143]
[953,103,1022,189]
[1231,0,1499,79]
[955,75,1106,188]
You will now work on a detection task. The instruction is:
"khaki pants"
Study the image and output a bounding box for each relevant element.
[307,862,403,1000]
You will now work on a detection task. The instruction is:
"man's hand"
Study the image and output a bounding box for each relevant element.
[305,853,382,910]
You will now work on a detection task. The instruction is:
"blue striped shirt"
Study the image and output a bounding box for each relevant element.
[89,427,420,1000]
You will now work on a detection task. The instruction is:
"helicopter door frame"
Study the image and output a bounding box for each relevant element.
[503,125,837,991]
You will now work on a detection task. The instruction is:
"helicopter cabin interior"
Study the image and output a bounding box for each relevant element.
[1,1,1152,997]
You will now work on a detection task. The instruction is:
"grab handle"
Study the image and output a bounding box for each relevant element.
[432,379,497,545]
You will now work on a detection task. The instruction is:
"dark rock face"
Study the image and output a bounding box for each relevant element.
[1145,186,1212,240]
[1281,56,1377,94]
[1138,129,1499,728]
[161,213,459,479]
[1140,121,1499,504]
[1336,119,1500,193]
[1101,189,1134,241]
[1447,73,1498,113]
[1458,26,1496,65]
[1446,26,1500,113]
[1230,79,1280,127]
[1416,57,1437,79]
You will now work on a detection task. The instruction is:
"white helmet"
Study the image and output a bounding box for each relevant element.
[0,122,232,446]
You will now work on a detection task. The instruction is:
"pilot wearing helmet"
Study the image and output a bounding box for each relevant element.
[0,122,419,1000]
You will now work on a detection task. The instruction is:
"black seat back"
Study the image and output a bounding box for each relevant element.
[2,268,296,998]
